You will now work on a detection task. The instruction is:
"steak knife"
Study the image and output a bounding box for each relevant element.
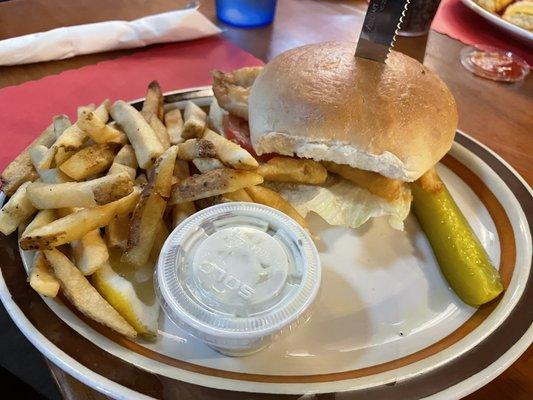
[355,0,411,63]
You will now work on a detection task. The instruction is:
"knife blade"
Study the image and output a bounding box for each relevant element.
[355,0,411,63]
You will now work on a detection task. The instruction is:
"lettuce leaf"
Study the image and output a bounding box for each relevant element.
[265,178,412,230]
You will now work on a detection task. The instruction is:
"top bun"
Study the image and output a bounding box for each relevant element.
[248,42,457,182]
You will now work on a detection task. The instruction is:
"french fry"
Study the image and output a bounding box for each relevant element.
[1,123,55,196]
[79,103,95,117]
[141,82,169,148]
[107,121,123,132]
[54,148,76,166]
[224,188,253,202]
[177,139,217,161]
[71,229,109,275]
[20,188,140,250]
[27,182,93,210]
[110,100,165,169]
[105,213,130,250]
[245,185,308,229]
[108,145,138,179]
[135,173,148,187]
[0,182,36,235]
[94,99,110,122]
[173,160,190,180]
[170,159,194,227]
[171,201,196,228]
[148,114,171,149]
[59,143,117,180]
[323,161,402,202]
[152,119,171,150]
[141,82,167,141]
[31,123,60,148]
[257,157,327,185]
[83,139,97,148]
[195,195,228,209]
[0,153,39,197]
[38,148,57,170]
[151,221,169,259]
[22,209,56,237]
[27,144,72,183]
[164,108,184,145]
[207,97,227,135]
[53,115,72,139]
[43,248,137,338]
[29,252,60,297]
[51,124,88,166]
[169,168,263,204]
[192,157,224,173]
[38,169,72,184]
[28,145,49,168]
[203,129,258,170]
[77,109,127,144]
[55,207,82,218]
[151,146,179,198]
[141,81,164,121]
[122,193,166,266]
[122,146,177,266]
[27,172,133,209]
[181,101,207,139]
[108,163,136,180]
[79,101,109,122]
[112,145,138,169]
[39,121,89,168]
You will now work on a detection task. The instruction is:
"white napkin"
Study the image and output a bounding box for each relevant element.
[0,9,221,66]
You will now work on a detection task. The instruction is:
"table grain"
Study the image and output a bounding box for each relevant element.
[0,0,531,399]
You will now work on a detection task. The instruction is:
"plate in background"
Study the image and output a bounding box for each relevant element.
[461,0,533,43]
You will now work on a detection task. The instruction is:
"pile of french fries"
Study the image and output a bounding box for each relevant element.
[0,81,330,338]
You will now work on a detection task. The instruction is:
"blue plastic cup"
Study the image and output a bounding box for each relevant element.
[215,0,277,28]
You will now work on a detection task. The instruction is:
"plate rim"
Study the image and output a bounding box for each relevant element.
[0,87,531,399]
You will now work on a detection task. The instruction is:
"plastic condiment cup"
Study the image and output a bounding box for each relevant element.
[155,202,321,356]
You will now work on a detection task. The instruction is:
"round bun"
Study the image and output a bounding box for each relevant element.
[249,42,458,182]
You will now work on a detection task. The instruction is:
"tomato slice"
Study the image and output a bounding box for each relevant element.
[223,114,274,162]
[223,114,253,151]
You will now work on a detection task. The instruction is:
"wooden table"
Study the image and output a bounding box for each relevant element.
[0,0,531,399]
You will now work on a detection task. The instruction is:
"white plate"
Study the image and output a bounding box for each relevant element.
[461,0,533,43]
[0,87,531,400]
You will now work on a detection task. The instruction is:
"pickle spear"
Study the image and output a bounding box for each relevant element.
[411,169,503,306]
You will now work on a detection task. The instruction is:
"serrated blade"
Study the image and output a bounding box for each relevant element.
[355,0,411,63]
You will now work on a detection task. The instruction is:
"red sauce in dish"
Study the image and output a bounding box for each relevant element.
[468,50,527,82]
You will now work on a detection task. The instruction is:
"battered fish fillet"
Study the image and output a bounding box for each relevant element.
[212,67,263,121]
[322,161,404,202]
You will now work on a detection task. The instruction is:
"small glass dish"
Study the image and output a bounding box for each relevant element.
[460,45,530,83]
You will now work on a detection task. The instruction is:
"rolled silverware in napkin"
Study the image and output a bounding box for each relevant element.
[0,9,221,66]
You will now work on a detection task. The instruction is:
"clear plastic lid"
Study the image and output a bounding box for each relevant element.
[156,203,321,343]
